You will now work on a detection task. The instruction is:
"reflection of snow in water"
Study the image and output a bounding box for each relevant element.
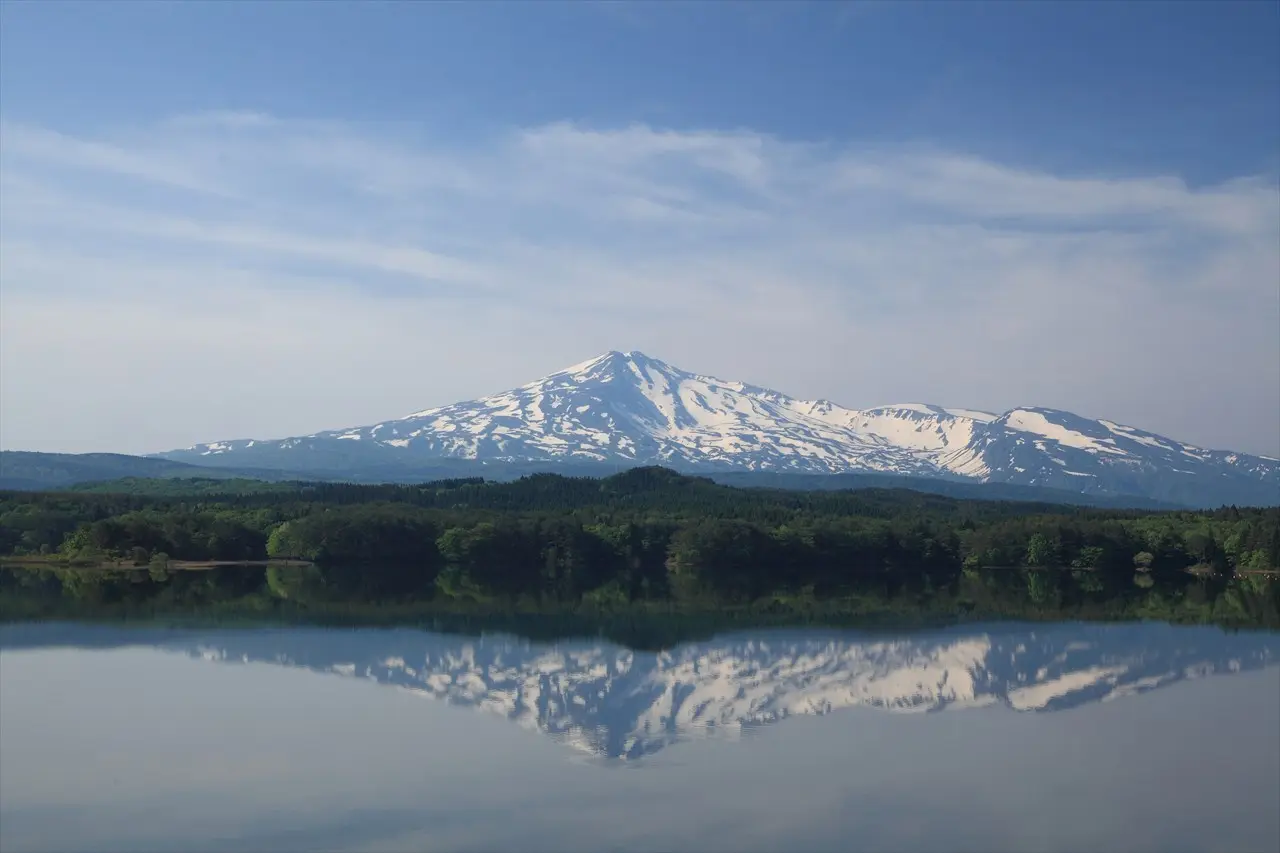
[170,623,1280,760]
[1,620,1273,762]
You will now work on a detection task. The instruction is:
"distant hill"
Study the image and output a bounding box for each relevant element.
[3,450,1182,509]
[67,476,300,496]
[704,470,1182,510]
[0,451,619,492]
[0,452,294,491]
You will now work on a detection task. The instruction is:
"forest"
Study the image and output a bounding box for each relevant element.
[0,468,1276,615]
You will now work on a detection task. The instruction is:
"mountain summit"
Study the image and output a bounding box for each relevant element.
[160,351,1279,507]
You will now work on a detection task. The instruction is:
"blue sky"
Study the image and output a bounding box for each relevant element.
[1,1,1277,455]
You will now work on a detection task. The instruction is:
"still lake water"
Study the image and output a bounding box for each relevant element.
[1,620,1278,853]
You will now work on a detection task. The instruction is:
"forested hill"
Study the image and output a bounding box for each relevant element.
[5,450,1186,509]
[52,467,1157,520]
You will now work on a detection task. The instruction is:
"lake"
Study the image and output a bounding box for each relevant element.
[1,619,1278,852]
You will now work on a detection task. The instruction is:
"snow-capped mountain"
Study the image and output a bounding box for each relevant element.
[160,351,1280,507]
[4,622,1274,761]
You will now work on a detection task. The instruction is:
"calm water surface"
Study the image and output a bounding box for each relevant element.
[1,620,1278,853]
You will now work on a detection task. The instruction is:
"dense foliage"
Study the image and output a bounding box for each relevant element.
[1,468,1276,612]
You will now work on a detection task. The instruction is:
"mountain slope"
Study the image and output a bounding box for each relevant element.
[158,350,1279,507]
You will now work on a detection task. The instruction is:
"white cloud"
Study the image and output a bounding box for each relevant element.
[0,121,236,197]
[0,113,1276,456]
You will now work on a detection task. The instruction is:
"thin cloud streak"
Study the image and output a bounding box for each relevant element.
[0,113,1276,456]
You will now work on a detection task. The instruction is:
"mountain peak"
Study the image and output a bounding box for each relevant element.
[601,349,671,371]
[559,349,667,377]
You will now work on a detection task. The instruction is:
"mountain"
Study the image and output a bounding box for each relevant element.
[156,351,1279,507]
[3,622,1275,761]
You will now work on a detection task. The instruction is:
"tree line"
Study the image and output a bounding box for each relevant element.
[0,468,1276,609]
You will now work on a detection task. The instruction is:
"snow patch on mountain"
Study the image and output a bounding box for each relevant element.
[1002,409,1128,455]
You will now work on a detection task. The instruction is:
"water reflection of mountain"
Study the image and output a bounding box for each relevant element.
[3,622,1277,760]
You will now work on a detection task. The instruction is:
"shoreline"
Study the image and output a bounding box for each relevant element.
[2,558,1273,577]
[0,557,314,571]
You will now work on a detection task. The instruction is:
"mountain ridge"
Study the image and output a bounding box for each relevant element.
[155,350,1279,508]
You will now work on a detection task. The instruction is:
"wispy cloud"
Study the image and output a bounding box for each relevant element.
[0,113,1276,455]
[0,121,237,197]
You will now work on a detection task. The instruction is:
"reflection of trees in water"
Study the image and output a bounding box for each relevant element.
[1,564,1278,642]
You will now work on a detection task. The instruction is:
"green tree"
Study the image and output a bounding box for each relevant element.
[1025,533,1059,567]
